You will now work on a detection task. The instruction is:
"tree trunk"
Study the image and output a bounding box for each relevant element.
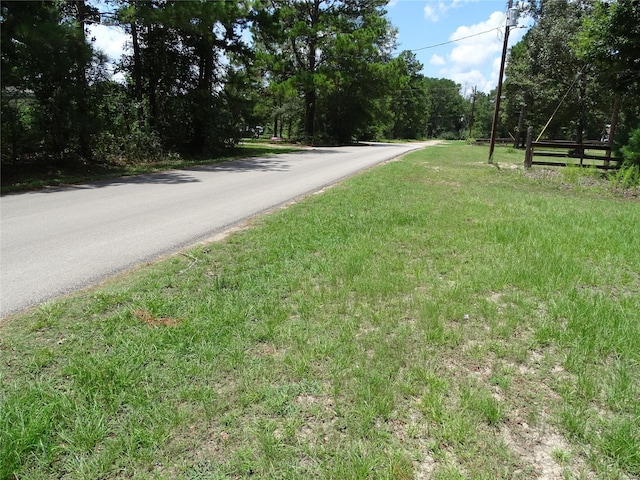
[146,25,160,130]
[75,0,91,159]
[576,71,587,165]
[606,91,621,162]
[131,19,144,124]
[304,88,316,142]
[302,0,320,143]
[193,34,215,152]
[513,103,526,148]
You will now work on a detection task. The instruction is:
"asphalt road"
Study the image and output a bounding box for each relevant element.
[1,142,433,318]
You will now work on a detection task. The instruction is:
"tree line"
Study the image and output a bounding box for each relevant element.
[503,0,639,164]
[1,0,638,169]
[1,0,468,165]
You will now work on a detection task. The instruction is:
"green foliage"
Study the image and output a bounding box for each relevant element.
[0,92,39,163]
[574,0,640,96]
[89,81,163,162]
[504,0,605,141]
[0,0,473,165]
[1,1,98,161]
[609,164,640,190]
[94,124,163,163]
[6,0,638,171]
[384,51,430,139]
[424,78,466,138]
[117,0,253,154]
[254,0,396,144]
[504,0,640,148]
[0,0,255,169]
[468,90,494,139]
[621,127,640,166]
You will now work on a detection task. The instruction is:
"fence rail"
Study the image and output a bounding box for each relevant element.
[524,127,623,169]
[475,137,514,145]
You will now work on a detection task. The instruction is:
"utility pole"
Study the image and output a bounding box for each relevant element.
[468,86,477,139]
[488,0,517,163]
[513,103,526,148]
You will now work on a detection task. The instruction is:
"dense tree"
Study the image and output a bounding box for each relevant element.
[254,0,396,143]
[574,0,640,161]
[115,0,253,154]
[467,90,494,140]
[503,0,612,142]
[0,0,480,166]
[385,51,430,139]
[574,0,640,96]
[423,78,466,139]
[4,0,636,170]
[1,0,100,162]
[501,0,640,162]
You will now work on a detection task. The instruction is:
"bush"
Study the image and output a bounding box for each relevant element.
[609,164,640,189]
[93,125,163,163]
[621,127,640,166]
[438,131,462,140]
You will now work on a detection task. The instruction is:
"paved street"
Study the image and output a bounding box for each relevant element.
[1,142,434,317]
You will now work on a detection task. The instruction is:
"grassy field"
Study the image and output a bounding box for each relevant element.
[1,143,638,479]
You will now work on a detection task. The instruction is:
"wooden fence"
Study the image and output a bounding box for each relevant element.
[475,137,514,145]
[524,126,622,169]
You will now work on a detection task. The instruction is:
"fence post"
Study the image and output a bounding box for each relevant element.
[524,126,533,168]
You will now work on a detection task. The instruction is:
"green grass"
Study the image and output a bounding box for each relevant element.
[0,142,302,194]
[1,143,638,479]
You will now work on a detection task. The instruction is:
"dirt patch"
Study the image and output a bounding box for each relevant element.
[501,423,596,479]
[133,309,182,327]
[247,341,285,359]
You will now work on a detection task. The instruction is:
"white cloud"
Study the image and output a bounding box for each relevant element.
[448,10,505,68]
[423,4,441,21]
[87,24,130,83]
[87,24,130,62]
[436,10,531,93]
[430,54,446,66]
[448,69,490,92]
[424,0,480,22]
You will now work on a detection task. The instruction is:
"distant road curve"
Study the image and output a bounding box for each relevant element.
[1,142,437,318]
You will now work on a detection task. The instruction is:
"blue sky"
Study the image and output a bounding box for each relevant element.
[89,0,532,95]
[386,0,532,94]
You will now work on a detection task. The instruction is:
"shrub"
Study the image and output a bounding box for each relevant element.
[621,127,640,166]
[438,131,461,140]
[609,164,640,189]
[94,125,164,163]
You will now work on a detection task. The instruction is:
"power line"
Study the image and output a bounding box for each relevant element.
[409,26,502,52]
[406,23,528,54]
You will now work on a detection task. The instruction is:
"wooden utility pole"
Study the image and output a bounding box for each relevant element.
[524,126,534,168]
[488,0,514,164]
[468,86,477,139]
[605,91,621,164]
[513,103,526,148]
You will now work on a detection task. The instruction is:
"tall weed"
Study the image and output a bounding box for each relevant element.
[609,163,640,189]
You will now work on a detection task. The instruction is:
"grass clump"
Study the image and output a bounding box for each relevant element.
[1,143,638,479]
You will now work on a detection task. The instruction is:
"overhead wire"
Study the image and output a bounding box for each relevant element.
[407,26,502,52]
[400,11,529,92]
[535,72,581,142]
[405,16,529,55]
